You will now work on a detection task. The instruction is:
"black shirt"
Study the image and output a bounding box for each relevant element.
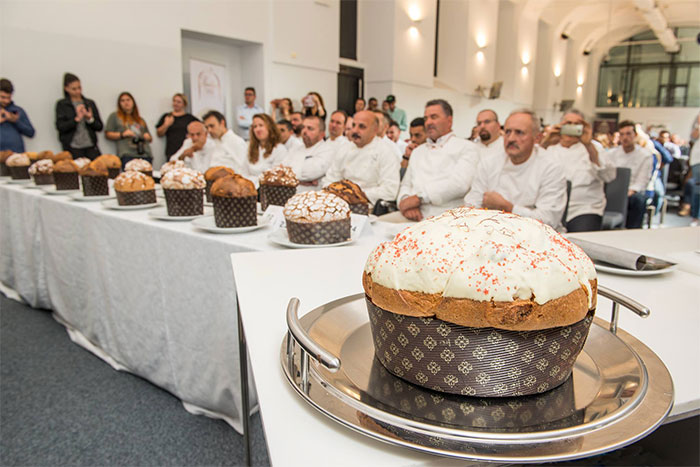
[156,113,198,157]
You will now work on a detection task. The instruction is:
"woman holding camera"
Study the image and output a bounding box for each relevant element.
[55,73,104,160]
[302,92,326,121]
[105,92,153,164]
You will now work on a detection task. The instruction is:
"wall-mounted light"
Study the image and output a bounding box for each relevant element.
[576,85,583,95]
[476,33,487,49]
[521,66,529,78]
[521,51,531,65]
[409,26,419,39]
[476,50,485,62]
[408,4,422,22]
[553,64,562,78]
[577,75,584,86]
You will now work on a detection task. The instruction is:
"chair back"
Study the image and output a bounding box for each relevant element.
[562,180,572,224]
[604,167,631,219]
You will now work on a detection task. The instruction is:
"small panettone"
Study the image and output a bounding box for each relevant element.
[210,174,258,228]
[79,160,109,177]
[260,165,299,187]
[259,165,298,210]
[95,154,122,178]
[0,150,12,163]
[73,157,91,169]
[50,151,73,163]
[283,191,351,244]
[204,166,236,202]
[52,160,80,189]
[159,160,185,177]
[53,160,79,172]
[160,167,206,190]
[324,179,370,215]
[124,158,153,176]
[6,153,30,167]
[113,171,156,206]
[0,150,15,176]
[160,167,205,216]
[210,174,256,198]
[29,159,54,185]
[80,160,109,196]
[35,150,54,161]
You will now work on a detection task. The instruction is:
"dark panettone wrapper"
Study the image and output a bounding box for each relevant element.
[32,173,54,185]
[0,162,10,176]
[212,196,257,228]
[205,179,214,203]
[107,167,121,179]
[9,165,30,180]
[366,297,594,398]
[286,217,351,245]
[164,188,204,216]
[349,202,370,216]
[81,175,109,196]
[54,171,79,190]
[260,184,297,211]
[116,189,157,206]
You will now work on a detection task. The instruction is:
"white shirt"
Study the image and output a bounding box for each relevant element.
[169,137,216,173]
[398,132,480,218]
[608,144,654,193]
[544,141,616,221]
[284,135,304,153]
[210,129,248,173]
[323,136,400,205]
[235,103,264,139]
[396,139,408,156]
[475,135,504,160]
[382,135,402,160]
[464,146,567,230]
[283,140,335,183]
[242,143,288,186]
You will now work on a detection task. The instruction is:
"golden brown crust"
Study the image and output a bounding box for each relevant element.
[79,160,108,177]
[211,174,257,198]
[95,154,122,169]
[362,272,597,331]
[32,150,53,161]
[0,150,12,162]
[50,151,73,163]
[324,179,369,205]
[53,160,79,173]
[114,171,155,191]
[204,166,236,181]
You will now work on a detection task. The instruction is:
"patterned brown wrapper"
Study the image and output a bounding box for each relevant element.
[0,163,10,177]
[116,190,157,206]
[349,202,370,216]
[205,180,214,203]
[260,184,297,211]
[32,174,54,185]
[81,175,109,196]
[212,196,257,228]
[9,166,30,180]
[286,217,351,245]
[107,167,121,179]
[53,172,79,190]
[163,188,204,216]
[366,297,594,397]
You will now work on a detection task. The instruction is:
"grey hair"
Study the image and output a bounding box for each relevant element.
[564,108,586,121]
[507,108,540,135]
[425,99,453,117]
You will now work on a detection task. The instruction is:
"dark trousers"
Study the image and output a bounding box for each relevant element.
[626,192,648,229]
[68,146,101,160]
[566,214,602,232]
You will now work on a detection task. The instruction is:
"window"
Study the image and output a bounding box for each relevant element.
[596,27,700,108]
[339,0,358,60]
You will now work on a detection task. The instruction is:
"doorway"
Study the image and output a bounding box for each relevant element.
[337,65,364,116]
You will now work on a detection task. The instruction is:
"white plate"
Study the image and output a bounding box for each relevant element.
[70,192,114,202]
[204,200,213,207]
[24,184,46,189]
[594,262,678,277]
[6,178,32,185]
[192,215,269,233]
[268,228,355,249]
[147,206,212,221]
[101,199,160,210]
[41,185,80,195]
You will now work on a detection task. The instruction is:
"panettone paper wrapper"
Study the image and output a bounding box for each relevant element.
[54,172,79,190]
[349,202,370,216]
[32,173,54,185]
[9,166,30,180]
[81,175,109,196]
[0,162,10,176]
[366,297,594,398]
[260,184,297,211]
[116,189,157,206]
[286,217,351,245]
[107,167,121,179]
[212,196,257,228]
[164,188,204,216]
[205,180,214,203]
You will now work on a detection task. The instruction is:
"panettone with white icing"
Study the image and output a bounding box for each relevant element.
[124,158,153,174]
[29,159,54,175]
[283,191,351,244]
[159,160,185,177]
[160,167,205,190]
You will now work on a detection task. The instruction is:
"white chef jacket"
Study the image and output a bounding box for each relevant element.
[398,132,480,218]
[382,135,402,160]
[607,144,654,193]
[284,135,304,153]
[169,137,216,173]
[475,135,504,160]
[464,146,567,229]
[544,141,616,221]
[209,129,248,173]
[323,136,400,205]
[235,103,264,139]
[242,143,288,187]
[283,139,335,183]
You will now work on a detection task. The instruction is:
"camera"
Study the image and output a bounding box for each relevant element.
[561,124,584,137]
[132,136,145,155]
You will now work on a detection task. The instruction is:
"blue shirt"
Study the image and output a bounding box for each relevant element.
[1,101,35,152]
[235,103,264,139]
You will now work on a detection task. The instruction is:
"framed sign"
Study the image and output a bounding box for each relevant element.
[189,58,225,117]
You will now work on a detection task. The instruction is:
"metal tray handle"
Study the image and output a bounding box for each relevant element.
[287,298,341,370]
[597,285,650,334]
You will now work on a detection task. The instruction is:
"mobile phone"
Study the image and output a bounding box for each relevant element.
[303,96,314,108]
[561,124,583,137]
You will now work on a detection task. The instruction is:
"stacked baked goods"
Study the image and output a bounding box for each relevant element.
[53,160,80,190]
[0,150,12,176]
[124,158,153,177]
[95,154,122,178]
[34,150,53,162]
[362,207,597,397]
[210,174,258,227]
[204,166,236,203]
[283,191,351,244]
[159,160,185,178]
[5,153,31,180]
[160,167,205,216]
[73,157,91,170]
[28,159,55,185]
[79,160,109,196]
[323,179,370,215]
[50,151,73,164]
[259,165,299,211]
[114,171,156,206]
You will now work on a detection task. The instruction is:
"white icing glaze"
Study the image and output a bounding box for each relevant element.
[6,153,30,167]
[160,167,205,189]
[124,159,153,172]
[365,207,596,306]
[73,157,91,169]
[260,164,299,187]
[283,191,350,222]
[160,160,185,176]
[29,159,54,175]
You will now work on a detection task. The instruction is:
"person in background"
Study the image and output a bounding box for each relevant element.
[367,97,378,111]
[289,111,304,137]
[270,97,294,122]
[203,110,248,172]
[474,109,503,159]
[658,130,681,160]
[236,87,264,140]
[344,116,354,137]
[385,94,407,131]
[0,78,34,153]
[277,119,304,152]
[327,110,349,145]
[386,121,407,155]
[302,92,326,121]
[284,115,335,187]
[243,113,287,183]
[354,98,366,113]
[105,92,153,165]
[55,73,103,160]
[156,93,197,159]
[170,120,216,172]
[678,112,700,224]
[381,100,390,113]
[400,117,427,179]
[373,110,402,160]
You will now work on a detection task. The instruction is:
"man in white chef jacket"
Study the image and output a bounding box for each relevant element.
[203,110,248,173]
[464,109,567,230]
[397,99,480,221]
[170,121,216,173]
[474,109,503,159]
[283,115,335,188]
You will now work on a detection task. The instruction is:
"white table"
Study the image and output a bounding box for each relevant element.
[232,229,700,466]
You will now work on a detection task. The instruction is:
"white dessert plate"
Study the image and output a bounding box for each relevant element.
[191,215,268,234]
[41,185,80,195]
[147,207,212,221]
[6,178,32,185]
[24,183,45,189]
[268,228,355,249]
[101,199,160,210]
[70,192,114,202]
[594,262,678,277]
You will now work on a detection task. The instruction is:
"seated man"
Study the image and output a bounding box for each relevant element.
[400,117,427,179]
[277,119,304,152]
[398,99,479,220]
[327,110,349,144]
[373,110,402,160]
[474,109,503,159]
[169,120,215,173]
[387,120,407,155]
[323,110,399,206]
[284,115,335,187]
[540,109,616,232]
[607,120,654,229]
[203,110,247,173]
[464,109,566,229]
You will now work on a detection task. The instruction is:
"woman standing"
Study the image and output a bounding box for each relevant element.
[245,113,287,182]
[155,93,197,159]
[104,92,153,164]
[270,97,294,122]
[302,92,326,121]
[55,73,103,160]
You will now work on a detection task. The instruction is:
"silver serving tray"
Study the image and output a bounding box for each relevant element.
[280,287,673,463]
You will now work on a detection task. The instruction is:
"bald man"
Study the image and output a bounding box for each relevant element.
[169,120,216,172]
[323,110,400,205]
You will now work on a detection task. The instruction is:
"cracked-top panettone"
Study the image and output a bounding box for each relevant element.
[324,179,369,205]
[29,159,54,175]
[124,158,153,173]
[260,165,299,187]
[160,167,205,190]
[114,171,155,191]
[211,174,256,198]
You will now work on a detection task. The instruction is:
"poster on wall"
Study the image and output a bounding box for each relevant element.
[189,58,225,117]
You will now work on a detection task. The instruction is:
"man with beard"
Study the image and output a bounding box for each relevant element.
[283,115,335,187]
[277,119,304,152]
[400,117,427,179]
[289,111,304,137]
[464,109,566,229]
[323,110,399,205]
[170,120,216,172]
[397,99,479,221]
[474,109,503,159]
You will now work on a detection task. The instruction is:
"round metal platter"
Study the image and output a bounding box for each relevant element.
[280,293,674,463]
